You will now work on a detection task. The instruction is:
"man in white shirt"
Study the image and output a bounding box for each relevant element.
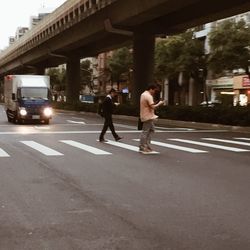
[139,84,165,154]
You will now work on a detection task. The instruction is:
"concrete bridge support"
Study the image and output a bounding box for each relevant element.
[66,56,80,103]
[132,33,155,107]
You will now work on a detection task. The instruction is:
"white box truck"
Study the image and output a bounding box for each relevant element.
[4,75,53,124]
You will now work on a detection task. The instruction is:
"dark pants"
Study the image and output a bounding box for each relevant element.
[99,115,118,140]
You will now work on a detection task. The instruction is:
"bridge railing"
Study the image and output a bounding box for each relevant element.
[0,0,115,66]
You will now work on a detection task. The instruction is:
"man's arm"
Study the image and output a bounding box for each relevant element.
[149,100,165,109]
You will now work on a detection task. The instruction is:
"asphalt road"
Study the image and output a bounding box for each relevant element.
[0,104,249,250]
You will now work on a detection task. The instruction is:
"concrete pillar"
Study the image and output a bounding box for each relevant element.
[132,33,155,107]
[66,56,80,103]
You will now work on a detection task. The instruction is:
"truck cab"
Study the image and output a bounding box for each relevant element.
[4,75,53,124]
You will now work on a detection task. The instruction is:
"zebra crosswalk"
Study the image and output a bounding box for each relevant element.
[0,137,249,158]
[169,139,249,152]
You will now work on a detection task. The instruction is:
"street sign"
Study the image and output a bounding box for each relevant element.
[242,76,250,87]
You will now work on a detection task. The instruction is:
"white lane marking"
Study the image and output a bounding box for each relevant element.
[67,120,86,125]
[155,126,195,131]
[34,126,50,130]
[234,138,250,141]
[203,138,250,147]
[20,141,64,156]
[133,139,207,153]
[113,123,137,129]
[0,148,10,157]
[169,139,249,152]
[61,140,111,155]
[104,140,159,154]
[0,129,229,135]
[112,123,192,130]
[71,117,86,120]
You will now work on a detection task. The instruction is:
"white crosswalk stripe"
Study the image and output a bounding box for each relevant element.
[169,139,249,152]
[133,139,207,153]
[234,138,250,141]
[150,140,207,153]
[20,141,64,156]
[104,140,159,154]
[61,140,111,155]
[203,138,250,147]
[0,148,10,157]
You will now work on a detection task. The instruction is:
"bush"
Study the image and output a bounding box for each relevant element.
[113,103,139,116]
[51,101,98,113]
[52,101,250,127]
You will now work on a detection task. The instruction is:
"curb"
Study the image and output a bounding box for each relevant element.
[64,110,250,134]
[112,114,250,133]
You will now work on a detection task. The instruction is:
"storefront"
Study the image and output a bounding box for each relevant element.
[233,75,250,106]
[209,77,234,105]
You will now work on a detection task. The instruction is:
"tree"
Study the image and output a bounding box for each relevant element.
[80,59,92,84]
[107,47,132,90]
[155,31,206,80]
[47,67,66,91]
[154,31,206,104]
[80,59,93,92]
[208,19,250,75]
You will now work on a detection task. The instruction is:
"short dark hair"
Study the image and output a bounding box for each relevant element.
[146,84,157,91]
[109,88,117,93]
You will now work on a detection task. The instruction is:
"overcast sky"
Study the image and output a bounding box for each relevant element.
[0,0,67,50]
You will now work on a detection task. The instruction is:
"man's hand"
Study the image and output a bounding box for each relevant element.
[158,100,166,106]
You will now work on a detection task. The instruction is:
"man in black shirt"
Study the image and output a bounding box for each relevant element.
[99,89,123,142]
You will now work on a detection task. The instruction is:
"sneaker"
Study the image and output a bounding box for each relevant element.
[139,147,144,152]
[99,138,108,142]
[115,136,123,141]
[140,148,153,154]
[146,146,153,151]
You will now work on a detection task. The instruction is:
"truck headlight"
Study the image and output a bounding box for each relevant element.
[43,107,53,117]
[19,108,27,116]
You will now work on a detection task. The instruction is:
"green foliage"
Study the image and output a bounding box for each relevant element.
[51,101,98,113]
[208,19,250,74]
[154,31,206,80]
[47,67,66,91]
[155,36,185,79]
[80,59,92,86]
[157,105,250,126]
[113,103,139,116]
[107,47,133,83]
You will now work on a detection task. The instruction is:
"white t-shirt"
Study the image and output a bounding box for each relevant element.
[140,90,158,122]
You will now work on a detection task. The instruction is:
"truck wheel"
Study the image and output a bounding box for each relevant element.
[13,116,20,124]
[44,119,49,125]
[7,114,12,122]
[7,116,12,122]
[7,111,13,123]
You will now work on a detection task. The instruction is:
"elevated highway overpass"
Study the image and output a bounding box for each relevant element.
[0,0,250,103]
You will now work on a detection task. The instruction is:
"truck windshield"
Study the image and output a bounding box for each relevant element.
[20,87,49,99]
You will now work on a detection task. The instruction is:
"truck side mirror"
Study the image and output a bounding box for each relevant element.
[12,93,16,100]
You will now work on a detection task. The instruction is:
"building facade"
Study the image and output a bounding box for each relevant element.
[195,11,250,106]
